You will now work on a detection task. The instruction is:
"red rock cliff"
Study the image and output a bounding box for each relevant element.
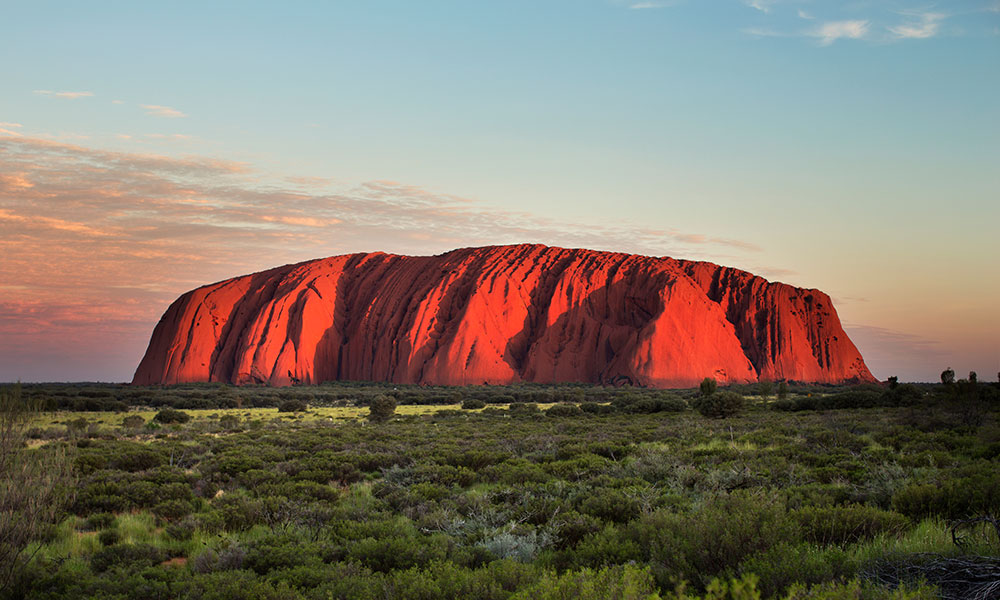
[132,244,875,387]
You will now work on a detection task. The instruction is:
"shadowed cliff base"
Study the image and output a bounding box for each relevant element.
[133,244,875,387]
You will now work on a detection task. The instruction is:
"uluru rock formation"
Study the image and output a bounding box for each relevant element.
[133,244,875,387]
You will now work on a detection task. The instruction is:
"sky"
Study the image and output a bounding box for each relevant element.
[1,0,998,383]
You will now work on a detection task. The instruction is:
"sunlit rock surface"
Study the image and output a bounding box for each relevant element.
[133,244,875,387]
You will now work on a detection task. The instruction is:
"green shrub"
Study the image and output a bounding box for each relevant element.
[165,518,197,541]
[244,534,323,574]
[627,491,799,589]
[739,542,853,598]
[461,398,486,410]
[791,504,908,545]
[83,512,116,531]
[98,529,120,546]
[508,402,539,415]
[892,471,1000,520]
[278,399,307,412]
[547,404,583,417]
[90,543,166,572]
[153,498,194,521]
[368,394,397,423]
[579,402,615,415]
[698,391,745,418]
[700,377,718,397]
[578,488,640,523]
[121,415,145,429]
[511,564,660,600]
[153,408,191,424]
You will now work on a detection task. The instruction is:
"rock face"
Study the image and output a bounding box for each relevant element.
[133,244,875,387]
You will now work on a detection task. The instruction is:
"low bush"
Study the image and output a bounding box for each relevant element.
[83,512,116,531]
[547,404,583,417]
[121,415,145,429]
[740,542,854,598]
[278,399,308,412]
[153,408,191,424]
[90,543,166,572]
[97,529,120,546]
[461,398,487,410]
[697,391,745,418]
[579,402,615,415]
[792,504,909,545]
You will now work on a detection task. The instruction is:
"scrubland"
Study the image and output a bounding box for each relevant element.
[2,380,998,599]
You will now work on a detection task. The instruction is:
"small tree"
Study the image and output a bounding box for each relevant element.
[757,379,773,400]
[777,381,789,400]
[969,371,977,384]
[699,377,718,397]
[941,368,955,385]
[368,394,397,423]
[887,376,899,390]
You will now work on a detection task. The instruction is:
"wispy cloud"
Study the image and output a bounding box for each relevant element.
[0,136,762,381]
[888,10,945,39]
[140,104,187,118]
[811,20,870,45]
[0,122,23,137]
[744,0,777,13]
[33,90,94,99]
[629,1,674,8]
[797,9,814,20]
[742,27,786,38]
[145,133,193,140]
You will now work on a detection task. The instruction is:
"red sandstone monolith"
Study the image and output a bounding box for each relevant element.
[133,244,875,387]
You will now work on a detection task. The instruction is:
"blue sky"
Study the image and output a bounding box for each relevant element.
[1,0,998,381]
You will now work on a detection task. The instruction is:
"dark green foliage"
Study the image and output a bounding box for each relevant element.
[97,529,120,546]
[461,399,486,410]
[278,399,307,412]
[892,469,1000,520]
[579,402,614,415]
[368,394,397,423]
[512,564,659,599]
[83,512,115,531]
[699,377,718,397]
[546,404,583,417]
[626,491,800,589]
[165,518,196,541]
[697,391,744,418]
[90,543,166,572]
[740,543,854,598]
[774,386,924,412]
[120,415,145,429]
[153,408,190,424]
[507,402,539,415]
[153,498,194,521]
[791,504,908,545]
